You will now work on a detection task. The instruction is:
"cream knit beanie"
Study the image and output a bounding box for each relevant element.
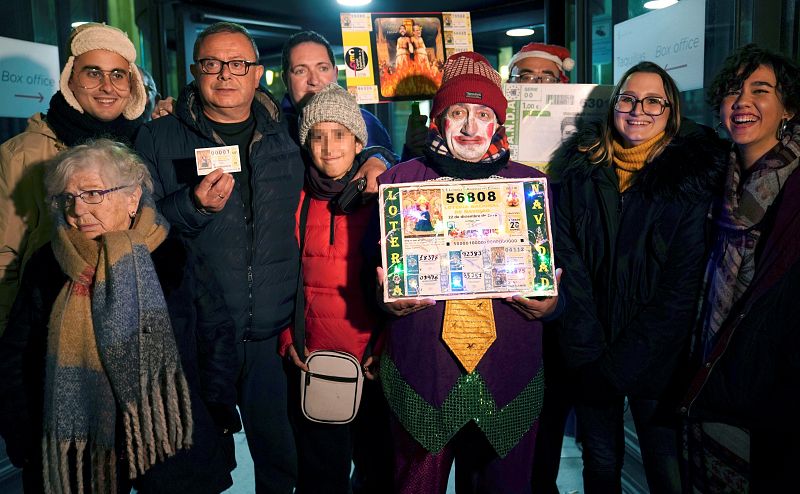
[59,22,146,120]
[299,83,368,147]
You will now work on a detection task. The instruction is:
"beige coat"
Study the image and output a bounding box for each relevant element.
[0,113,64,333]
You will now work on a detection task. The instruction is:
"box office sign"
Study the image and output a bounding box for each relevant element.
[0,36,59,118]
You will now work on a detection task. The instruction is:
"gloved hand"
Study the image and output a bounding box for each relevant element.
[205,402,242,436]
[3,431,30,468]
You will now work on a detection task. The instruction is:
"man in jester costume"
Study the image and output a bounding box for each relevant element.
[377,51,562,494]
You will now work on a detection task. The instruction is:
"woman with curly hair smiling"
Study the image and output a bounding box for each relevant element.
[682,44,800,492]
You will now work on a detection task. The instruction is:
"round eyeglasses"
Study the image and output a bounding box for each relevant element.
[613,94,671,116]
[195,58,258,76]
[508,73,560,84]
[51,185,131,210]
[73,68,131,91]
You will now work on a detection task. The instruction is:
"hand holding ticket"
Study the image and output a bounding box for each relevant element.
[194,168,234,213]
[195,145,242,176]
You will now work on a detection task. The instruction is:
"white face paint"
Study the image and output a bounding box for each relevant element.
[442,103,497,162]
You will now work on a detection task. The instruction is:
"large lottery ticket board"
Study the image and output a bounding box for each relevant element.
[379,178,556,302]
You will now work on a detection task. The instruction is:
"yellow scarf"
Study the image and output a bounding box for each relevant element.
[612,131,664,192]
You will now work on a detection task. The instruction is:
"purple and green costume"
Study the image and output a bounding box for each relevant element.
[378,158,548,493]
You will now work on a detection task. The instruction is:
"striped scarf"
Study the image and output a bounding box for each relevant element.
[424,120,510,179]
[427,119,509,163]
[701,123,800,355]
[45,194,192,493]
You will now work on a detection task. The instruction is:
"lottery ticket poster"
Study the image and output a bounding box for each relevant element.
[380,178,556,302]
[340,12,472,104]
[504,83,615,170]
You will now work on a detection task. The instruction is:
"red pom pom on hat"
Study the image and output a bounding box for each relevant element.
[431,51,507,124]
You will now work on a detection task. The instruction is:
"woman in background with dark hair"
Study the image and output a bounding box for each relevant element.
[682,44,800,493]
[551,61,723,493]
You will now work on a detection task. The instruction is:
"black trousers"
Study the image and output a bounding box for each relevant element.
[288,368,393,494]
[575,397,682,494]
[237,337,297,494]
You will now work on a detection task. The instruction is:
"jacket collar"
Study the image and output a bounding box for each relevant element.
[553,120,726,200]
[175,82,283,141]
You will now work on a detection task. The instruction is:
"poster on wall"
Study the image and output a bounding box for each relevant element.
[613,0,705,91]
[503,83,615,170]
[340,12,472,104]
[0,36,59,119]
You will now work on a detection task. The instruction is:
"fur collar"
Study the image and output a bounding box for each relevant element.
[551,119,727,200]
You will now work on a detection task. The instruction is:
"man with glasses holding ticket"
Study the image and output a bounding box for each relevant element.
[135,22,306,494]
[0,22,147,335]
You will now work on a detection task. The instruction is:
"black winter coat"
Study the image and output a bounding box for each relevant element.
[552,123,725,401]
[135,84,305,340]
[0,238,240,493]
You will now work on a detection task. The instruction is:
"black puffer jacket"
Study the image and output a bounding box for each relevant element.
[135,83,304,340]
[552,122,725,401]
[0,238,240,493]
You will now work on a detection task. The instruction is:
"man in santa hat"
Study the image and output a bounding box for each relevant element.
[508,42,579,494]
[508,42,575,84]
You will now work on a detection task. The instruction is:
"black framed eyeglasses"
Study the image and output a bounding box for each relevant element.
[613,94,671,116]
[51,185,131,209]
[195,58,258,76]
[73,67,131,91]
[508,73,560,84]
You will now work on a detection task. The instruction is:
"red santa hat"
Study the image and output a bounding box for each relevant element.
[508,43,575,83]
[431,51,506,124]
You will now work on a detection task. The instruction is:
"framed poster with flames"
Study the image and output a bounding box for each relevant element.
[340,11,472,104]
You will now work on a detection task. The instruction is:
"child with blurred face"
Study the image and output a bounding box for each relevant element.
[306,122,363,178]
[299,84,368,178]
[283,82,395,492]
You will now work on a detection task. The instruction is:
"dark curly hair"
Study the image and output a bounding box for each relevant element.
[707,43,800,118]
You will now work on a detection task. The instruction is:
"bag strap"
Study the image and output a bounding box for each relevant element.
[293,193,312,358]
[294,191,381,366]
[305,372,360,384]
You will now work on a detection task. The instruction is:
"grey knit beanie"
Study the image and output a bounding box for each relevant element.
[299,83,368,147]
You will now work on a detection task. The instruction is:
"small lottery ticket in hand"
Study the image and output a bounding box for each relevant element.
[195,145,242,176]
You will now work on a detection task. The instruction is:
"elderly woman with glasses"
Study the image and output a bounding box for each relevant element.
[549,61,724,493]
[0,22,148,337]
[0,140,240,494]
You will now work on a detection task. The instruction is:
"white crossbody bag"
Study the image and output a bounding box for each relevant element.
[300,350,364,424]
[294,194,372,425]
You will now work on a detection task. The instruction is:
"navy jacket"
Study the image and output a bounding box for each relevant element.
[136,84,305,340]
